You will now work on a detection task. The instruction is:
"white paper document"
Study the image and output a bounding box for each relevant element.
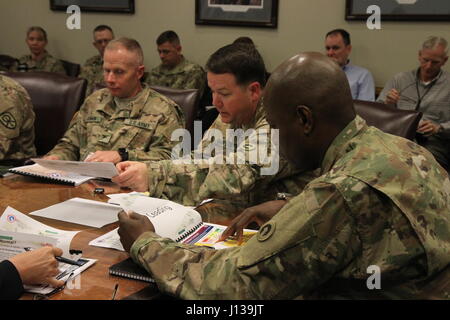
[0,207,79,258]
[0,228,96,295]
[89,228,124,251]
[31,198,123,228]
[32,158,119,179]
[107,193,202,241]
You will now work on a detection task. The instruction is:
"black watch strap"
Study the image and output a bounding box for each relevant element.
[118,148,129,162]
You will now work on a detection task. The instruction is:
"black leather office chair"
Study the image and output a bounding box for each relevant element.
[61,59,81,78]
[4,72,87,155]
[149,85,200,143]
[353,100,422,141]
[0,54,18,71]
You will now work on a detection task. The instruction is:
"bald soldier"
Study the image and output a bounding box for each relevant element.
[118,52,450,299]
[0,75,36,161]
[79,25,115,96]
[44,38,184,164]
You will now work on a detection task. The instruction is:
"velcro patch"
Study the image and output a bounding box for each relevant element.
[0,112,17,129]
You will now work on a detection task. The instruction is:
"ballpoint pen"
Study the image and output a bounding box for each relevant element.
[24,247,84,266]
[111,283,119,300]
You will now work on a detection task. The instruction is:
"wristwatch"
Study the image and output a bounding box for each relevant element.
[118,148,129,162]
[276,193,292,201]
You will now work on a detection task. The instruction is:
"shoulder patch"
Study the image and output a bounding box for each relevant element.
[0,112,17,129]
[257,222,276,242]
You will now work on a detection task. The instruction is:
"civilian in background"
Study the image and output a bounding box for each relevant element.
[325,29,375,101]
[377,36,450,172]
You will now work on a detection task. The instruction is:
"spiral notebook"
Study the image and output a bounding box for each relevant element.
[8,163,94,186]
[109,258,154,283]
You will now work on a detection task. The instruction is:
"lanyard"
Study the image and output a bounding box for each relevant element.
[415,69,441,111]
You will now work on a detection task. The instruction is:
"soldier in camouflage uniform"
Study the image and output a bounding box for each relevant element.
[0,75,36,160]
[117,53,450,300]
[12,27,65,75]
[45,38,184,164]
[113,44,312,219]
[145,30,206,96]
[79,25,115,96]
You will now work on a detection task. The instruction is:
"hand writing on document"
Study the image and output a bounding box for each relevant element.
[9,246,65,287]
[118,211,155,252]
[112,161,149,192]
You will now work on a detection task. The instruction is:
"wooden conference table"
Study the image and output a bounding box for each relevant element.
[0,174,231,300]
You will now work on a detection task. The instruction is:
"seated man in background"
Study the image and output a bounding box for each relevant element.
[44,38,184,164]
[0,246,64,300]
[145,30,206,96]
[118,52,450,300]
[79,25,115,96]
[0,75,36,161]
[378,36,450,172]
[13,26,65,74]
[325,29,375,101]
[113,43,312,219]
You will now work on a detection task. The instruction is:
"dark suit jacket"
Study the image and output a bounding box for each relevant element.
[0,260,24,300]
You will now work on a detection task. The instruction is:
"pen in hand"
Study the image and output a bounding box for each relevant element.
[24,247,83,266]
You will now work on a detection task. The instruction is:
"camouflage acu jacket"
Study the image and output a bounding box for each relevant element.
[145,103,312,218]
[79,55,104,96]
[131,116,450,299]
[46,85,184,162]
[0,75,36,160]
[14,51,65,75]
[145,57,206,95]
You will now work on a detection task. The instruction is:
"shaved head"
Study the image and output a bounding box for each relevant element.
[264,52,356,170]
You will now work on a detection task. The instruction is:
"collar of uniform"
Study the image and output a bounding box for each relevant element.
[111,85,150,119]
[155,56,187,75]
[94,85,149,119]
[230,99,264,130]
[92,54,103,66]
[320,115,367,174]
[24,50,49,67]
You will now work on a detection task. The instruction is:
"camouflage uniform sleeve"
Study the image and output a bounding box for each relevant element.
[45,108,85,161]
[185,66,206,95]
[130,182,361,299]
[146,126,279,206]
[0,81,36,159]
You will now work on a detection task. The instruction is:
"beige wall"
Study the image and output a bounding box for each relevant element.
[1,0,450,86]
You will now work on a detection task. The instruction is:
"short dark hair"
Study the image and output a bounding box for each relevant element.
[27,26,47,42]
[206,43,267,87]
[233,36,255,46]
[326,29,351,46]
[156,30,180,46]
[94,25,114,34]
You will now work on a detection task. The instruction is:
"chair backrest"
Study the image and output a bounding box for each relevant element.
[149,85,200,141]
[353,99,422,140]
[0,54,18,71]
[4,71,87,155]
[60,59,81,78]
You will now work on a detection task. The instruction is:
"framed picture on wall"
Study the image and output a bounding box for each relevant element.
[346,0,450,21]
[195,0,278,28]
[50,0,135,14]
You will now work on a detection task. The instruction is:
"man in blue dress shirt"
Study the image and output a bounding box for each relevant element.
[325,29,375,101]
